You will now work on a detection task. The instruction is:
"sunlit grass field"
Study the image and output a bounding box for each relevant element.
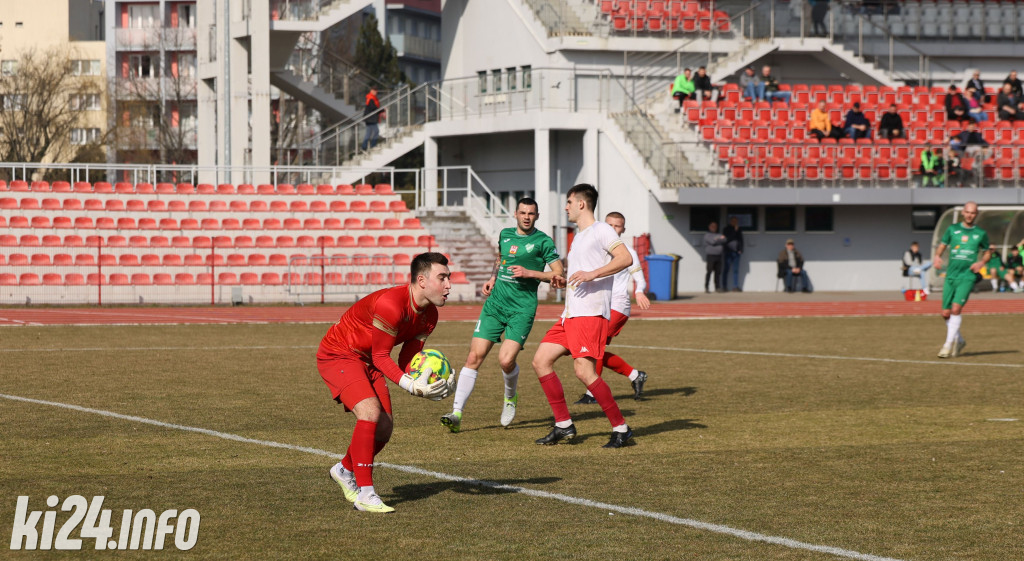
[2,315,1022,560]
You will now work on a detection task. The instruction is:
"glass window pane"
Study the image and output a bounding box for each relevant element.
[765,207,796,232]
[689,206,720,232]
[805,206,834,232]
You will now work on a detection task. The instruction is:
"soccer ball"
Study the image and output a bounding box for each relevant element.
[407,349,452,384]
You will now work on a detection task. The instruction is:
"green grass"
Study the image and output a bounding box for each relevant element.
[2,316,1023,560]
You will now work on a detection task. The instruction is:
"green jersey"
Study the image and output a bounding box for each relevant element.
[940,222,990,281]
[487,227,560,314]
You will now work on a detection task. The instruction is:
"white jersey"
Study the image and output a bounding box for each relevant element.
[612,243,646,316]
[564,221,626,319]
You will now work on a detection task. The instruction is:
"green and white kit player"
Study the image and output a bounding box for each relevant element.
[932,201,991,359]
[441,197,565,432]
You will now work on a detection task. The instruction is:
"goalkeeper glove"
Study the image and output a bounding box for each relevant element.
[398,368,450,400]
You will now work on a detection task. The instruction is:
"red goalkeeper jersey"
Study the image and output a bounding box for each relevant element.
[317,285,438,384]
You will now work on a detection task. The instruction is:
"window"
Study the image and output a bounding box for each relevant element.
[689,206,720,232]
[128,5,158,28]
[805,206,834,232]
[1,60,18,76]
[129,54,158,78]
[492,69,502,93]
[178,4,195,28]
[522,65,532,90]
[911,207,940,231]
[71,60,101,76]
[15,22,23,28]
[70,94,101,111]
[764,206,796,232]
[725,206,757,231]
[71,128,100,145]
[478,71,487,94]
[2,94,25,111]
[178,54,196,77]
[506,68,517,91]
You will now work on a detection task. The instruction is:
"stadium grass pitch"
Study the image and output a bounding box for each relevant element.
[2,315,1023,560]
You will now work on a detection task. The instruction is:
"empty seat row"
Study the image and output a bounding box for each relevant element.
[0,233,438,249]
[0,197,409,213]
[0,271,436,287]
[1,252,416,268]
[0,215,423,231]
[0,181,394,196]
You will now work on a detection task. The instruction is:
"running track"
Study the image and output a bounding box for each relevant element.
[4,299,1024,326]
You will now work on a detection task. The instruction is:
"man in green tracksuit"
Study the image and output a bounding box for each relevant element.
[672,68,695,112]
[441,197,565,432]
[932,201,991,358]
[921,146,945,187]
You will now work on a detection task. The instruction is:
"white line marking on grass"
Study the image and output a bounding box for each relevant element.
[986,418,1019,422]
[0,345,317,353]
[0,392,906,561]
[611,344,1024,369]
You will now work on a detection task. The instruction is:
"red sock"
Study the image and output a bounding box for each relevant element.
[350,420,377,487]
[603,353,633,377]
[538,372,571,423]
[587,378,626,428]
[341,451,354,472]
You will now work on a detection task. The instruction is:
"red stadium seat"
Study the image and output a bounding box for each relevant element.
[237,184,255,194]
[153,274,174,286]
[65,273,86,286]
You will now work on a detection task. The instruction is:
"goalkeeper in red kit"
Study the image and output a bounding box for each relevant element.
[316,252,455,513]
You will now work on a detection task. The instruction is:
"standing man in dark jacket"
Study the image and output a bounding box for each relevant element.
[361,88,382,150]
[722,216,744,291]
[703,221,726,293]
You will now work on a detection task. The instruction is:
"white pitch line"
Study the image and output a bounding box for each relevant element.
[0,392,905,561]
[611,344,1024,369]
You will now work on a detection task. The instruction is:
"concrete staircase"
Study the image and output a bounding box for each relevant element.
[415,208,499,298]
[610,110,706,188]
[270,69,360,122]
[520,0,593,36]
[326,127,426,186]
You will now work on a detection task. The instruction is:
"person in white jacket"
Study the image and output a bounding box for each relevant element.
[575,211,651,405]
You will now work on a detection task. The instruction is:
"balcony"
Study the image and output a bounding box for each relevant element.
[389,34,441,61]
[115,27,196,50]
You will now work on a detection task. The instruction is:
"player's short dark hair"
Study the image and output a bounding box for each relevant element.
[567,183,598,211]
[516,197,539,212]
[411,252,449,281]
[605,211,625,221]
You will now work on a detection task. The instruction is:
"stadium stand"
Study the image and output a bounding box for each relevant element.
[600,0,731,34]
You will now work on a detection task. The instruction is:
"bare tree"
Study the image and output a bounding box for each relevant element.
[0,45,103,167]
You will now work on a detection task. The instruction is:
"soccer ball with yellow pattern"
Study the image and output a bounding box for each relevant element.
[407,349,452,384]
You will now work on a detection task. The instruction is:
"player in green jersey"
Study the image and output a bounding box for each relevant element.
[441,197,565,432]
[932,201,992,358]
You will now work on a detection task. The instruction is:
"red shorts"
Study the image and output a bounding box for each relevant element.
[316,350,393,415]
[606,310,629,343]
[540,316,609,360]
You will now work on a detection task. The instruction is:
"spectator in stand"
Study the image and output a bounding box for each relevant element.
[920,146,945,187]
[811,0,829,37]
[1003,70,1022,97]
[965,71,986,103]
[722,216,744,292]
[777,239,811,293]
[1006,246,1024,292]
[693,66,714,102]
[965,86,989,122]
[878,103,904,139]
[944,85,969,122]
[951,120,990,158]
[810,100,843,140]
[702,221,726,293]
[997,83,1019,121]
[843,102,872,140]
[943,142,968,187]
[740,67,763,102]
[671,68,695,113]
[984,252,1016,292]
[902,241,933,294]
[761,66,792,104]
[361,88,382,150]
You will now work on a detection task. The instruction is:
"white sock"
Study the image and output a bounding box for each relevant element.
[502,365,519,399]
[357,486,377,501]
[991,279,999,290]
[627,369,639,382]
[612,424,629,433]
[945,315,962,345]
[451,367,478,413]
[555,419,573,429]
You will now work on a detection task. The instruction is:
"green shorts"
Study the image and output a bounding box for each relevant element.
[473,302,537,347]
[942,276,976,310]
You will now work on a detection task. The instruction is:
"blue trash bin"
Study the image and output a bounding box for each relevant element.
[645,254,680,301]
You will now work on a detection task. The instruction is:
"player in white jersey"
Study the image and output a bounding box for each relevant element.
[575,212,651,405]
[532,184,637,448]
